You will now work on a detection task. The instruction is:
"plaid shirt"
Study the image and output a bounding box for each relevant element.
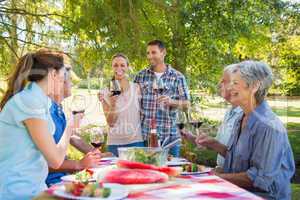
[134,65,190,142]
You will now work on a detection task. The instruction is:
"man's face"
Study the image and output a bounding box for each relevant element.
[63,66,72,98]
[146,45,166,67]
[218,71,231,102]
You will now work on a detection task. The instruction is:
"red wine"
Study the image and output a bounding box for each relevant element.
[72,110,85,115]
[177,123,185,130]
[91,142,103,148]
[189,121,203,128]
[111,90,121,96]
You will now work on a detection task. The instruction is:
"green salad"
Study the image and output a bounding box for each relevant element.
[133,149,162,165]
[74,169,94,183]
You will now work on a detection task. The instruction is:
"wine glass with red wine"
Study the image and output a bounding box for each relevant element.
[110,79,121,96]
[187,107,203,131]
[176,110,188,130]
[157,78,165,95]
[71,95,86,115]
[90,129,104,150]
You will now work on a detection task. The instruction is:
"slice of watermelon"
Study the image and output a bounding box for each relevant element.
[117,160,158,170]
[103,168,168,184]
[117,160,180,176]
[157,166,181,177]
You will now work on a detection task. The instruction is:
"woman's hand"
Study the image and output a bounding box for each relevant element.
[195,132,217,150]
[91,148,113,158]
[97,92,105,103]
[79,151,102,169]
[97,91,118,108]
[101,152,114,157]
[108,95,118,108]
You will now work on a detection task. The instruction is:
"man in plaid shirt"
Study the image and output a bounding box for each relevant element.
[134,40,190,157]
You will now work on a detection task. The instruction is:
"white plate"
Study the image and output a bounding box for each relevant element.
[60,174,96,182]
[100,157,118,161]
[52,183,129,200]
[100,157,118,164]
[166,161,190,166]
[170,157,188,162]
[180,168,211,176]
[166,157,190,166]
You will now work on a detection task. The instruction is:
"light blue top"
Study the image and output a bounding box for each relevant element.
[215,106,243,167]
[223,101,295,200]
[0,82,55,200]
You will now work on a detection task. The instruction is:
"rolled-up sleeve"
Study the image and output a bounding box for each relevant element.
[246,126,285,192]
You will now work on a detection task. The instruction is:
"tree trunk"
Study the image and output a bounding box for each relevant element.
[168,0,187,75]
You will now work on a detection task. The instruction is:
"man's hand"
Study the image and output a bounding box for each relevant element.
[157,95,173,107]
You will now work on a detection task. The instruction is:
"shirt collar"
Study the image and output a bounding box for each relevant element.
[146,64,174,76]
[28,82,52,110]
[228,106,243,120]
[247,101,270,130]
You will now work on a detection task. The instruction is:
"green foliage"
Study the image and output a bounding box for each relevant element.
[77,78,101,90]
[0,0,299,94]
[62,0,300,95]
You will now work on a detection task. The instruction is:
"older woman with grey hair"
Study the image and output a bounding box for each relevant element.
[195,60,295,200]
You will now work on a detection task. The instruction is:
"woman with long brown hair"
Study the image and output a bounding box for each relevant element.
[0,49,74,200]
[98,53,144,156]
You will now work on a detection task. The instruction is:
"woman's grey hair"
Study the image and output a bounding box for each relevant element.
[232,60,273,104]
[224,63,238,73]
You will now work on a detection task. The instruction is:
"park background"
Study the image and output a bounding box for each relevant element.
[0,0,299,198]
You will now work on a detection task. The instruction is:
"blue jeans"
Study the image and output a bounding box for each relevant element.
[107,141,145,157]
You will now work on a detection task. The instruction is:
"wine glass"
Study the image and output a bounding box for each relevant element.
[152,77,158,93]
[90,128,105,151]
[155,78,167,110]
[176,110,188,130]
[157,78,165,95]
[71,95,86,115]
[109,79,121,96]
[187,106,204,135]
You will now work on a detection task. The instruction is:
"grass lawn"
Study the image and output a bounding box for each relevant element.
[273,107,300,118]
[292,184,300,200]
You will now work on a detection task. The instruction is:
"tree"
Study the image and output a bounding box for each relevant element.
[0,0,68,76]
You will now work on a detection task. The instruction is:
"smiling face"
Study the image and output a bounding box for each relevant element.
[146,45,166,67]
[112,56,129,80]
[228,69,258,107]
